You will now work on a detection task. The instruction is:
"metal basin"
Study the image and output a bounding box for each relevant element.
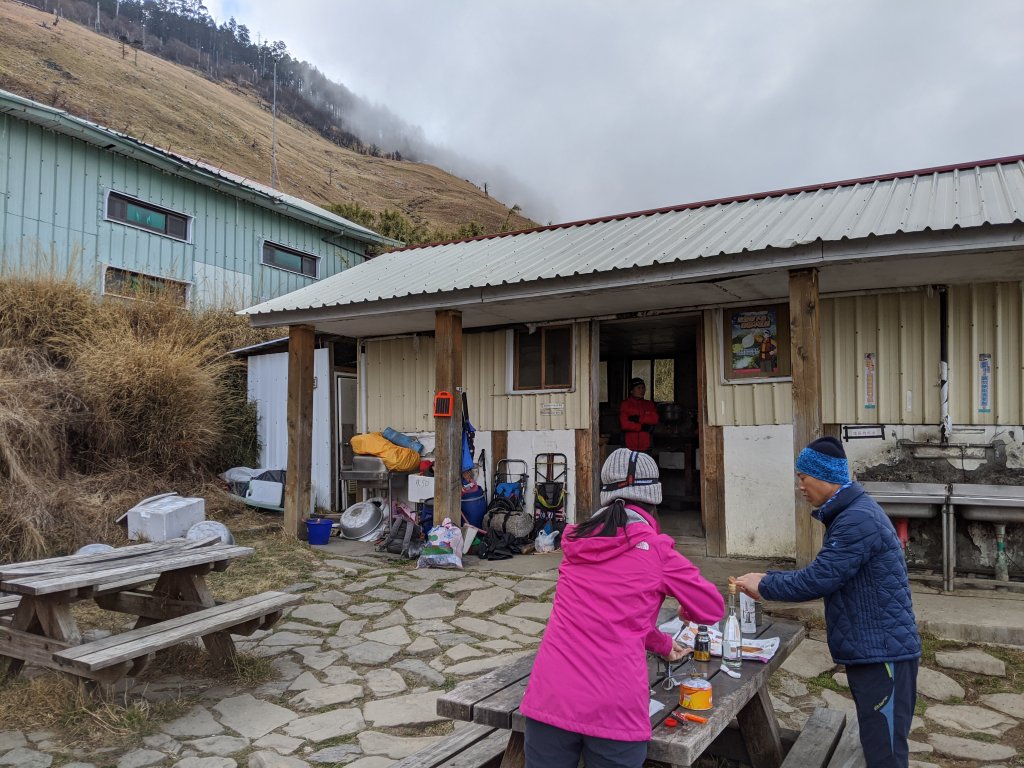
[861,481,946,519]
[951,483,1024,523]
[339,499,385,540]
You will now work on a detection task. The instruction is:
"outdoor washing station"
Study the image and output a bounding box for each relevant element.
[861,481,1024,591]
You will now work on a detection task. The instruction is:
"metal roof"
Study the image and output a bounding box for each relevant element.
[0,88,399,247]
[241,154,1024,321]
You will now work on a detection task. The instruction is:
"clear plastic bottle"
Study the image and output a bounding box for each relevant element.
[723,582,743,673]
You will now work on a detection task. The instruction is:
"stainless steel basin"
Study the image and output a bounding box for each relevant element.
[951,483,1024,523]
[861,481,946,519]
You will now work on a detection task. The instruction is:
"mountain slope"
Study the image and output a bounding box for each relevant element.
[0,1,535,235]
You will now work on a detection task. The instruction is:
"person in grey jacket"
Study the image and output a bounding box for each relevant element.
[735,437,920,768]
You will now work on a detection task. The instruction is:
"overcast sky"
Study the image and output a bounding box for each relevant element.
[205,0,1024,224]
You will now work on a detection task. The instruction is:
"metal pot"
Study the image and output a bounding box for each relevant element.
[660,403,684,423]
[340,498,385,540]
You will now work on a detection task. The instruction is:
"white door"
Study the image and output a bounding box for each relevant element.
[336,374,358,508]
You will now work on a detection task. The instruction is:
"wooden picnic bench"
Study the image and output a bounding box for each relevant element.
[434,617,810,768]
[0,538,300,684]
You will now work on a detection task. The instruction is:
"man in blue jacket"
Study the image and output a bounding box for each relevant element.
[735,437,920,768]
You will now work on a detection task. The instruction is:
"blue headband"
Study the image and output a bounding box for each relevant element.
[795,447,849,485]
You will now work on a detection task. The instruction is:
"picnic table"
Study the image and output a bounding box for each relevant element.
[0,537,301,684]
[435,616,806,768]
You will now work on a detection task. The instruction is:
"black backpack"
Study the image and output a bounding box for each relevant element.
[379,517,423,559]
[476,528,522,561]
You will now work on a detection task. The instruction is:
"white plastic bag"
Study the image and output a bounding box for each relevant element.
[534,529,560,553]
[416,518,464,569]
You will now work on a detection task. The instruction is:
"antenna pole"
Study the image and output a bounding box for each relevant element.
[271,59,279,189]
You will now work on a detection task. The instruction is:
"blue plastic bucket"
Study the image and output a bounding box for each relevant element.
[306,518,333,545]
[419,502,434,535]
[461,486,487,528]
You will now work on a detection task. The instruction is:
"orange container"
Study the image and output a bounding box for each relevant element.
[678,677,713,711]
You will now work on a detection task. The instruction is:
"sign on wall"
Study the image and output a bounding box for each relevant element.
[863,352,877,410]
[978,353,992,414]
[722,304,791,381]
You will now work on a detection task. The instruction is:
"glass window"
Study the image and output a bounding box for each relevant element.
[107,192,189,240]
[514,325,573,390]
[103,267,188,306]
[262,242,319,278]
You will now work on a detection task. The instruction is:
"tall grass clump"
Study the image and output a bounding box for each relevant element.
[0,273,273,562]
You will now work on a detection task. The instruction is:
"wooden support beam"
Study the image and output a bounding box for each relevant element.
[588,320,601,518]
[790,268,824,568]
[285,324,316,539]
[698,314,726,556]
[434,310,463,526]
[574,429,593,518]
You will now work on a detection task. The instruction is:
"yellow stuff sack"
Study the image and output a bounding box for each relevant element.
[350,432,421,473]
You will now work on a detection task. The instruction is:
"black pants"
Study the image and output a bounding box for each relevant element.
[524,717,647,768]
[846,660,918,768]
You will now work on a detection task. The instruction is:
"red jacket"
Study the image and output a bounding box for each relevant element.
[619,397,659,452]
[520,507,725,741]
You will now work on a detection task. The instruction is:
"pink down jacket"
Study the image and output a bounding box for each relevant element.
[519,507,725,742]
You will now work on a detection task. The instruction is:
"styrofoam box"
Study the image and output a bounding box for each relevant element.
[128,495,206,541]
[408,474,435,502]
[247,479,284,506]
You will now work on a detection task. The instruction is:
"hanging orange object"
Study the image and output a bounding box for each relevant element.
[433,391,454,417]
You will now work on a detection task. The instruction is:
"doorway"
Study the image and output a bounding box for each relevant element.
[598,314,703,540]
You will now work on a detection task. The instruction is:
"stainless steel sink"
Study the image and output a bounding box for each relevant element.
[951,483,1024,523]
[861,481,946,519]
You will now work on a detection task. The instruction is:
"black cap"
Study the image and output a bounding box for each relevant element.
[629,377,645,390]
[806,436,846,459]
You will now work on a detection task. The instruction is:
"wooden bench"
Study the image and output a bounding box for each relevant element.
[781,708,847,768]
[0,595,20,617]
[392,723,509,768]
[51,590,300,681]
[825,715,867,768]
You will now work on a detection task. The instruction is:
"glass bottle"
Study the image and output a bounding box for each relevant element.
[723,582,743,673]
[693,625,711,679]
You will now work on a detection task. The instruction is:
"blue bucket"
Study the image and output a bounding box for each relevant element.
[461,486,487,528]
[306,518,333,545]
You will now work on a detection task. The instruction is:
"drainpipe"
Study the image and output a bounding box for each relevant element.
[994,523,1009,582]
[939,286,951,444]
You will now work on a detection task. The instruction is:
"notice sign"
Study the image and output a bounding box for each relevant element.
[978,353,992,414]
[863,353,877,410]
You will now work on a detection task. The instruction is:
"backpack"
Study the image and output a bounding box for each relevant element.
[379,516,423,559]
[483,496,534,541]
[477,528,522,561]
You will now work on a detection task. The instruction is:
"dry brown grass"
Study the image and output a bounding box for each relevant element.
[0,1,535,234]
[0,272,97,355]
[0,673,192,750]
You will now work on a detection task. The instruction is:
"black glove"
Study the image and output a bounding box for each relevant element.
[628,415,640,424]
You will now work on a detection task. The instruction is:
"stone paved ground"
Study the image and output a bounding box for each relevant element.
[0,551,1021,768]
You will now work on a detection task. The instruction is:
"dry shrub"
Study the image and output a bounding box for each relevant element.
[0,274,97,356]
[0,348,78,485]
[67,316,233,471]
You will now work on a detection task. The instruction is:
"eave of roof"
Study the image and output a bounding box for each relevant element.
[0,88,401,248]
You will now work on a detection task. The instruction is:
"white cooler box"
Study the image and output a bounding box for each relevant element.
[127,493,206,541]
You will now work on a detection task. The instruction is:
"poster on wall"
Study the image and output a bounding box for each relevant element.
[731,308,778,374]
[978,353,992,414]
[863,353,877,409]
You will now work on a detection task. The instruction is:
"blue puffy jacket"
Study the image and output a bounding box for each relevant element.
[760,482,921,666]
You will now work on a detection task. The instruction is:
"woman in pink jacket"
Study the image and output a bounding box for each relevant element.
[520,449,725,768]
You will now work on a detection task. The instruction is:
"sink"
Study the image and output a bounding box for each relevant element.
[861,481,946,519]
[951,483,1024,523]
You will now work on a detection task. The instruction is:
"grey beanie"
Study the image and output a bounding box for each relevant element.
[600,448,662,507]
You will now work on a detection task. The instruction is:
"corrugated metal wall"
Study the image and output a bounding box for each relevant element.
[949,283,1023,425]
[0,114,363,305]
[363,322,592,432]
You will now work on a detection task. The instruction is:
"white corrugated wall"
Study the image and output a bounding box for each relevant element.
[363,322,592,432]
[247,349,333,508]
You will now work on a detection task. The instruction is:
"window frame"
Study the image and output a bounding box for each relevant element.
[102,265,191,307]
[720,303,793,383]
[261,240,321,279]
[509,324,575,393]
[104,190,191,242]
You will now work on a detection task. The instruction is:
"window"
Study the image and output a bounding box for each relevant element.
[107,192,189,240]
[103,267,189,306]
[722,303,792,380]
[514,325,573,390]
[262,241,319,278]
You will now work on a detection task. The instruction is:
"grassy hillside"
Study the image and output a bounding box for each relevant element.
[0,0,534,235]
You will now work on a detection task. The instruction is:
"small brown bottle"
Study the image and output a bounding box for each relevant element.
[693,624,711,679]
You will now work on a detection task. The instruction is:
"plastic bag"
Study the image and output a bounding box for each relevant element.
[416,518,464,569]
[535,529,560,553]
[350,432,421,472]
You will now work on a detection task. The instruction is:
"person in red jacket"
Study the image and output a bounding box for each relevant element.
[619,377,659,452]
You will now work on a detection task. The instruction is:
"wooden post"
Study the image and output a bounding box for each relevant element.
[574,429,593,518]
[697,314,726,556]
[434,310,463,526]
[284,324,315,539]
[790,268,824,568]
